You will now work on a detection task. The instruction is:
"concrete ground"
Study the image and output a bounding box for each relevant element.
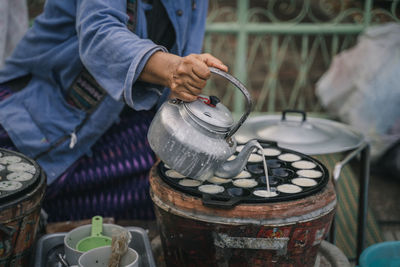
[369,171,400,242]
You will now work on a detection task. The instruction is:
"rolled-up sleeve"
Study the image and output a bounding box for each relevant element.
[75,0,166,110]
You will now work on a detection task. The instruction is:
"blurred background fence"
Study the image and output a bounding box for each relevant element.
[203,0,400,115]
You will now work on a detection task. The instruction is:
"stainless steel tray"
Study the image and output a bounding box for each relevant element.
[31,226,156,267]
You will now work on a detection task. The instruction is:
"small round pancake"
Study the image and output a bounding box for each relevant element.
[236,145,244,152]
[257,148,281,157]
[253,190,278,197]
[296,169,323,178]
[0,156,22,164]
[165,170,186,179]
[292,160,316,169]
[234,135,249,145]
[207,176,232,184]
[8,162,36,174]
[198,184,224,194]
[278,153,301,162]
[178,179,202,187]
[7,172,34,182]
[233,170,251,179]
[0,181,23,191]
[292,177,317,187]
[277,184,302,194]
[233,179,258,188]
[227,155,237,161]
[247,154,263,163]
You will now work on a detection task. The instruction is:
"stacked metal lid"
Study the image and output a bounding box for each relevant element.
[0,148,41,202]
[234,110,364,155]
[158,141,329,208]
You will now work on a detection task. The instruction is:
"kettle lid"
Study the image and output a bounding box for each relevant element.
[183,95,234,132]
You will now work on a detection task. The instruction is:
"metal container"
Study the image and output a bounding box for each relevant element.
[148,67,258,181]
[150,142,337,267]
[32,227,156,267]
[64,223,132,265]
[0,148,46,266]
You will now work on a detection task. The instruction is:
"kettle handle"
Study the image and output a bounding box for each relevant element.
[209,67,253,139]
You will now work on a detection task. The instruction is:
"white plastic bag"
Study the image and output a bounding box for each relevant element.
[316,23,400,160]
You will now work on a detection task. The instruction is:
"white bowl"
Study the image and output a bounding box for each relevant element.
[64,224,132,265]
[78,246,139,267]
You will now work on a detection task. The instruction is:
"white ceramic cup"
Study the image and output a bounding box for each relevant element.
[64,224,132,265]
[78,246,139,267]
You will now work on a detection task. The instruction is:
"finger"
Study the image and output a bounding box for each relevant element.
[172,90,198,102]
[191,60,211,80]
[188,74,207,89]
[185,81,202,95]
[200,53,228,72]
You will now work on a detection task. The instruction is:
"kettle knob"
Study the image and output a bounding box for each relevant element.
[209,96,220,106]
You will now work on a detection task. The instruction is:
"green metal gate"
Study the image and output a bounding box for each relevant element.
[203,0,399,114]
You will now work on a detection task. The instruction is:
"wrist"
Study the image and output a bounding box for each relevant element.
[139,51,180,88]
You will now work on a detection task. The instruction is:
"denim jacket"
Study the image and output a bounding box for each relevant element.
[0,0,208,183]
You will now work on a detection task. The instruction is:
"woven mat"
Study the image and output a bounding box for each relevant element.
[315,154,383,260]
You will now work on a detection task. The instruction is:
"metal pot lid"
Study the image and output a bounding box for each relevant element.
[234,110,364,155]
[184,95,234,132]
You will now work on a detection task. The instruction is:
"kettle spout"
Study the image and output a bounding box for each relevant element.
[215,139,261,178]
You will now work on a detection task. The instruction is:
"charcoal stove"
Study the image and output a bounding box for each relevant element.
[150,141,336,267]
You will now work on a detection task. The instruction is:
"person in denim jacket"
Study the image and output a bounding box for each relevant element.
[0,0,227,221]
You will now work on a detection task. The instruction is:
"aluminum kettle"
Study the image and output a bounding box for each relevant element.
[147,67,260,181]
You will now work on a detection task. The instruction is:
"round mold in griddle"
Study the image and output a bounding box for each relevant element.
[265,159,283,169]
[165,170,186,179]
[198,184,225,194]
[233,178,258,188]
[246,164,265,175]
[8,162,36,174]
[296,169,323,179]
[247,153,263,163]
[227,187,250,198]
[233,170,252,179]
[277,184,303,194]
[257,148,281,157]
[292,160,317,170]
[207,176,232,185]
[271,168,293,178]
[156,143,329,207]
[7,172,34,182]
[278,153,301,162]
[291,177,317,187]
[253,187,279,198]
[259,176,283,187]
[0,148,42,202]
[0,155,22,165]
[179,179,202,187]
